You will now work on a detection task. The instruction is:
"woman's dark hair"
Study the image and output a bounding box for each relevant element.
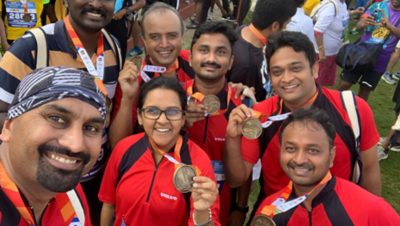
[137,76,187,111]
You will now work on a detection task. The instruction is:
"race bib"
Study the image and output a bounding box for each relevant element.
[5,1,37,28]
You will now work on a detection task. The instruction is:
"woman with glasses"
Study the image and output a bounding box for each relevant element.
[99,76,220,226]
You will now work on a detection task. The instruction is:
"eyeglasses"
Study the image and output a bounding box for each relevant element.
[140,107,184,121]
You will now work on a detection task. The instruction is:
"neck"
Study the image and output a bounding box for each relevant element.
[68,18,100,56]
[242,26,265,48]
[284,86,318,111]
[293,183,326,211]
[194,76,226,95]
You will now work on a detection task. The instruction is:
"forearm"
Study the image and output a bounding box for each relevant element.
[223,136,251,187]
[129,0,145,12]
[386,23,400,38]
[360,146,382,196]
[314,32,325,57]
[193,209,215,226]
[100,203,115,226]
[109,97,135,148]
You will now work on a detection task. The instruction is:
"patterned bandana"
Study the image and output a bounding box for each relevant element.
[8,66,106,121]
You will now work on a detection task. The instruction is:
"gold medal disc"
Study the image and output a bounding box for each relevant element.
[23,13,32,22]
[173,165,197,193]
[242,118,263,139]
[251,214,276,226]
[203,95,220,114]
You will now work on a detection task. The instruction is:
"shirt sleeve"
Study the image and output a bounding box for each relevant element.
[314,3,337,33]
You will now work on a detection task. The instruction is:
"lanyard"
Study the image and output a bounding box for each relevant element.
[249,24,267,46]
[0,162,36,225]
[64,16,107,96]
[140,59,179,83]
[186,82,232,117]
[148,135,184,169]
[20,0,28,14]
[259,172,332,217]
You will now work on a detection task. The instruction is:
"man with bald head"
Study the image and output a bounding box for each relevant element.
[110,2,195,146]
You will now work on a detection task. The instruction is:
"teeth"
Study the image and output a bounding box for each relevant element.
[50,154,78,164]
[87,12,101,18]
[283,84,297,89]
[156,128,170,132]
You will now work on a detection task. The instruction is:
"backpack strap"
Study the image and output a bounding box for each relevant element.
[341,90,362,184]
[28,28,48,68]
[101,28,123,71]
[66,189,85,225]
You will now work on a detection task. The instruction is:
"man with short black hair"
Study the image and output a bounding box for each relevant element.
[252,108,400,226]
[225,31,381,218]
[228,0,296,101]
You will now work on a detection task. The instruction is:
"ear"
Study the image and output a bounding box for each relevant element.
[270,21,281,33]
[137,109,143,126]
[329,146,336,168]
[0,119,13,142]
[312,61,319,79]
[228,55,234,70]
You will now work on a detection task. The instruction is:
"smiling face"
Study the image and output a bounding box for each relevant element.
[190,33,233,82]
[138,88,185,151]
[0,98,104,193]
[280,120,335,193]
[66,0,115,33]
[269,46,318,110]
[142,9,183,67]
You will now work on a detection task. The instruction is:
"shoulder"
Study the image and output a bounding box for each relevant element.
[113,133,147,157]
[179,49,191,61]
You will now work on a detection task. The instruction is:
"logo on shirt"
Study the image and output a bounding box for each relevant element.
[160,192,178,201]
[214,137,225,142]
[69,217,81,226]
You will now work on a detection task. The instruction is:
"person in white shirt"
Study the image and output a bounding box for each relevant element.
[287,0,319,54]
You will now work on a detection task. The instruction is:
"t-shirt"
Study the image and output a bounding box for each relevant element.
[0,0,44,41]
[303,0,320,15]
[99,133,221,226]
[185,80,242,225]
[360,1,400,73]
[314,0,349,56]
[255,177,400,226]
[286,7,319,53]
[228,26,268,101]
[241,87,379,198]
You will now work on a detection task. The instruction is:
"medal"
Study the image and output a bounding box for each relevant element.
[242,118,263,139]
[203,95,220,114]
[22,13,31,22]
[251,214,276,226]
[173,164,197,193]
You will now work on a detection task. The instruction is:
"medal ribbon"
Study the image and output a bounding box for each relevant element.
[64,16,107,96]
[140,58,179,83]
[0,162,80,225]
[20,0,28,15]
[186,83,232,117]
[259,172,332,217]
[148,136,201,174]
[249,24,267,46]
[253,89,319,129]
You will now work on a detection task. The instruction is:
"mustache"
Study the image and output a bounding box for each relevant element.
[38,144,91,165]
[287,161,314,170]
[200,62,221,69]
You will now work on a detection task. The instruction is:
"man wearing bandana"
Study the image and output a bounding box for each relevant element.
[0,67,106,226]
[0,0,121,224]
